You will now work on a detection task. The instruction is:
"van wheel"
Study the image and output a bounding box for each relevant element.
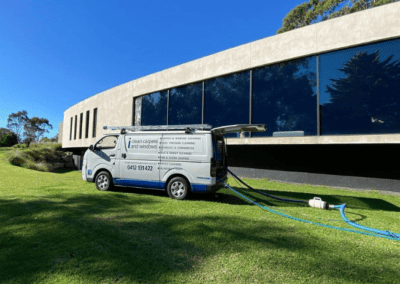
[167,177,189,200]
[95,171,113,191]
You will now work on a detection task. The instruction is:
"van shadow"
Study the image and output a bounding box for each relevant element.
[107,184,400,213]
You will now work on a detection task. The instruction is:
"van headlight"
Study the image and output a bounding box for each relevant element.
[83,159,87,167]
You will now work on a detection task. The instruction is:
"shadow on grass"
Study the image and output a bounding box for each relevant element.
[53,168,79,174]
[223,186,400,212]
[103,183,400,213]
[0,193,399,283]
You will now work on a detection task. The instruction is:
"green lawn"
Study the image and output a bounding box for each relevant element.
[0,147,399,284]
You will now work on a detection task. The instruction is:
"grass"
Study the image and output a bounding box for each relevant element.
[0,146,399,284]
[4,143,72,172]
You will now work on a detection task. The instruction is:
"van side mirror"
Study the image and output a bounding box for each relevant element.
[88,145,94,151]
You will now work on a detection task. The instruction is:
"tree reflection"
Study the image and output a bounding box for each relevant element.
[205,71,250,137]
[252,57,317,136]
[169,83,202,125]
[322,50,400,135]
[141,91,168,126]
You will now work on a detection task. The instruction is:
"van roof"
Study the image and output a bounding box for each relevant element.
[104,130,212,135]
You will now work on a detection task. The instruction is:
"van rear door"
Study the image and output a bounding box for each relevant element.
[211,124,266,135]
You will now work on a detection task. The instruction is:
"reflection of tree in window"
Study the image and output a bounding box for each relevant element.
[205,71,250,137]
[142,91,168,126]
[252,57,317,137]
[321,50,400,135]
[169,83,202,125]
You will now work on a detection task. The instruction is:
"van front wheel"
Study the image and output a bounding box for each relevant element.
[167,177,189,200]
[95,171,113,191]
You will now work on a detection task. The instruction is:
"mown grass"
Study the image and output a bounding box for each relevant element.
[3,143,72,172]
[0,146,399,284]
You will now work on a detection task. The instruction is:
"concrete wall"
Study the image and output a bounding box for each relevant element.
[58,122,63,144]
[61,2,400,148]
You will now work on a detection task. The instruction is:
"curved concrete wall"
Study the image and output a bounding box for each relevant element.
[62,2,400,148]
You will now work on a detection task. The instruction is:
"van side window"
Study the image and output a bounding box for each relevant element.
[95,136,118,149]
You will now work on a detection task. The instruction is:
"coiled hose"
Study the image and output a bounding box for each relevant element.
[220,168,400,241]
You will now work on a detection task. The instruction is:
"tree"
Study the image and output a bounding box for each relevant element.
[277,0,399,34]
[23,116,53,146]
[7,110,28,143]
[0,128,18,147]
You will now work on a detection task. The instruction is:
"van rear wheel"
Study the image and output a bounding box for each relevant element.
[95,171,113,191]
[167,177,189,200]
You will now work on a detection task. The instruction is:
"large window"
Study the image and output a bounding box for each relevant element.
[85,110,90,138]
[141,91,168,126]
[74,115,77,140]
[252,56,317,137]
[205,70,250,137]
[92,108,97,138]
[169,82,202,125]
[319,38,400,135]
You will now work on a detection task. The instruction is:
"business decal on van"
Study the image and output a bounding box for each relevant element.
[126,137,159,153]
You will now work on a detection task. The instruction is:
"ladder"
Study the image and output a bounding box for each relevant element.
[103,124,212,132]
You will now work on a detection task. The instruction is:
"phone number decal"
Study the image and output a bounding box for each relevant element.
[127,165,153,171]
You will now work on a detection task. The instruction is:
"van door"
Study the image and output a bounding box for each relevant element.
[92,135,119,177]
[115,133,162,189]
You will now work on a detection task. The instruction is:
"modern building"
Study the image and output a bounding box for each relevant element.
[60,2,400,193]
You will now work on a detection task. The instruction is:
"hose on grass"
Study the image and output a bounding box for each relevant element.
[219,170,400,241]
[225,167,307,204]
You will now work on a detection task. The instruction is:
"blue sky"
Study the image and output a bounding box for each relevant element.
[0,0,307,138]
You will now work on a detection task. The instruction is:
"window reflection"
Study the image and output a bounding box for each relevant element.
[320,39,400,135]
[141,91,168,126]
[205,71,250,137]
[169,83,202,125]
[252,56,317,137]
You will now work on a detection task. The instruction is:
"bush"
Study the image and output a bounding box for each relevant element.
[12,144,27,149]
[5,143,71,172]
[0,131,18,147]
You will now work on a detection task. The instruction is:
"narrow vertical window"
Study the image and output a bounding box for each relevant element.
[85,110,90,138]
[74,115,77,140]
[70,117,73,140]
[92,108,97,138]
[79,113,83,139]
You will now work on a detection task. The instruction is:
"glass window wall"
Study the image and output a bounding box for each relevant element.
[141,91,168,126]
[252,56,317,137]
[205,70,250,137]
[319,38,400,135]
[169,82,202,125]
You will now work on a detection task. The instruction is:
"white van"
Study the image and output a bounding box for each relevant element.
[82,124,266,200]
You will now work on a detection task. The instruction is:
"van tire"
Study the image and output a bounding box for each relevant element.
[167,177,189,200]
[95,171,113,191]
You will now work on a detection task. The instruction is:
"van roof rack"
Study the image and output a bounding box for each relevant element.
[103,124,212,133]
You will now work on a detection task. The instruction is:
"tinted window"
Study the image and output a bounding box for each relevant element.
[252,56,317,137]
[141,91,168,126]
[169,82,202,125]
[319,38,400,135]
[205,70,250,137]
[92,108,97,138]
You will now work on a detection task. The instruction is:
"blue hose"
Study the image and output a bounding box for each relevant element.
[219,179,400,241]
[339,203,400,239]
[225,167,307,204]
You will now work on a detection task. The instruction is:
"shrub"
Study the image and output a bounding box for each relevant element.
[6,143,70,172]
[0,131,18,147]
[12,144,27,149]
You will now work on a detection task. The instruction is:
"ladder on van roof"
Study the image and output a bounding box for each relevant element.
[103,124,212,132]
